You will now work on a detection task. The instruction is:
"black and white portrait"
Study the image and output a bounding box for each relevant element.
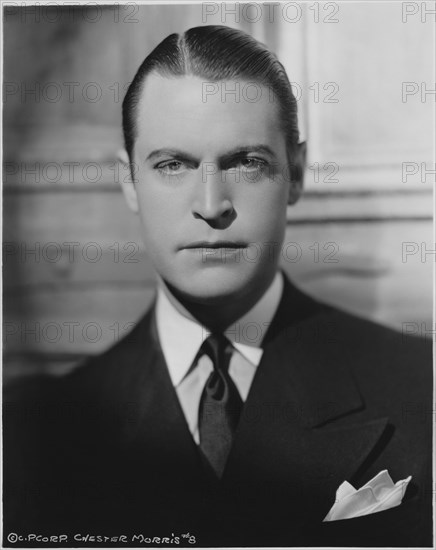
[2,2,434,547]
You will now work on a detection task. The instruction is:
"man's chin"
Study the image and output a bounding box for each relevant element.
[163,269,257,306]
[169,281,244,306]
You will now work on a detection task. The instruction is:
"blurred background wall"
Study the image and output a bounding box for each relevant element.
[3,2,434,383]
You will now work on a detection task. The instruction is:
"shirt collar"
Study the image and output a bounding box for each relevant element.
[156,272,284,386]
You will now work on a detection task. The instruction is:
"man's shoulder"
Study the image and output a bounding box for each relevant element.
[279,279,432,399]
[306,298,432,412]
[322,300,431,357]
[326,303,430,372]
[4,306,156,406]
[282,277,431,354]
[62,305,157,388]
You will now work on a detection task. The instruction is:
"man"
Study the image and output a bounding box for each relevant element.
[3,25,432,547]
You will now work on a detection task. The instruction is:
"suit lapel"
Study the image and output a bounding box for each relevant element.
[96,307,207,487]
[223,279,390,522]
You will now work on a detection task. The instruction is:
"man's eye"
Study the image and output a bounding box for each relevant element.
[155,160,187,175]
[236,158,267,171]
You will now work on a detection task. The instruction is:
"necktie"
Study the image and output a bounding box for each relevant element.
[198,334,243,477]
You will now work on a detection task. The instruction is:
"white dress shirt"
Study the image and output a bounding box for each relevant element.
[155,272,284,443]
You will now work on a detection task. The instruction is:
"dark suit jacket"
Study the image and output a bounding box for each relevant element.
[3,278,433,547]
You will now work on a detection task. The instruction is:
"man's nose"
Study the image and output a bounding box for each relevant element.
[191,163,234,226]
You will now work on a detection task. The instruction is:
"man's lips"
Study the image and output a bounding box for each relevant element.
[180,241,248,250]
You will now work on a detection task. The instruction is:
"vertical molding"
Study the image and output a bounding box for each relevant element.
[274,5,308,142]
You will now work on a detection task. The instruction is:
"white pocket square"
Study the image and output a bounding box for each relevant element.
[323,470,412,522]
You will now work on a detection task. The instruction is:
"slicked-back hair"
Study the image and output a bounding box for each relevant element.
[122,25,299,164]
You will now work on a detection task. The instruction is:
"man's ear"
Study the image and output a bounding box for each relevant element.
[288,141,306,205]
[118,149,139,213]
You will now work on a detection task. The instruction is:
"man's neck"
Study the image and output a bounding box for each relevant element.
[161,272,279,333]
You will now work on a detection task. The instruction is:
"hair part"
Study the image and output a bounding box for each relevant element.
[122,25,299,164]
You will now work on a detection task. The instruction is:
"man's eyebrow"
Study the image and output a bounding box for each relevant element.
[146,149,196,162]
[222,145,277,159]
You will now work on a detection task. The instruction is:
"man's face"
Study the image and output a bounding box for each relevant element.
[128,74,295,305]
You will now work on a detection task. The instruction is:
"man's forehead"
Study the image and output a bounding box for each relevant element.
[137,73,277,108]
[135,73,283,153]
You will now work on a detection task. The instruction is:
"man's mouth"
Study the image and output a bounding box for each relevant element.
[181,241,248,251]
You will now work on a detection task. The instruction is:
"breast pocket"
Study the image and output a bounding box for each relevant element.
[315,497,431,547]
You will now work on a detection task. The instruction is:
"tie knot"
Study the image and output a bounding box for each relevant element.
[200,333,232,373]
